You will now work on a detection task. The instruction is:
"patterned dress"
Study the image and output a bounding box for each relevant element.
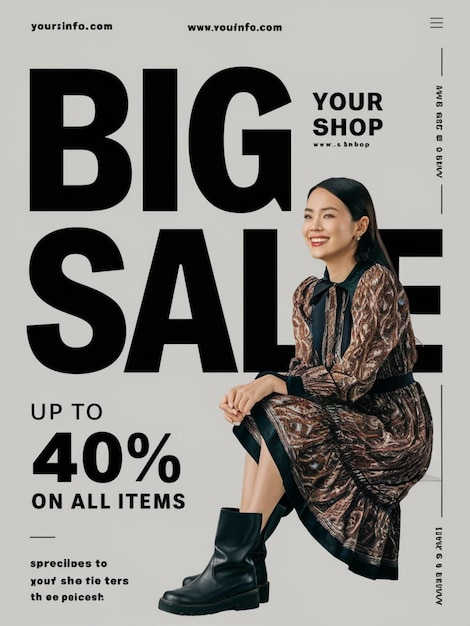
[233,261,433,580]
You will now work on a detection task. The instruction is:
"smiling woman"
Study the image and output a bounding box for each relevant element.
[158,177,433,616]
[302,187,370,281]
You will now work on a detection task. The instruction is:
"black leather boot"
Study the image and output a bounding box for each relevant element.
[248,503,287,602]
[182,503,287,603]
[158,508,262,615]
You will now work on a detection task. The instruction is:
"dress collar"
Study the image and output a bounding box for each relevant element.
[311,260,374,305]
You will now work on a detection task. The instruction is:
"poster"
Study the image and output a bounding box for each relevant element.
[1,0,468,624]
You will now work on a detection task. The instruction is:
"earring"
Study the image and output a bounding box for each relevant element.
[354,235,361,241]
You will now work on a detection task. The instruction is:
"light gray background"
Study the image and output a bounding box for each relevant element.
[1,1,468,624]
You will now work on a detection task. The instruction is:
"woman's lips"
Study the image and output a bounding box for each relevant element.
[309,237,329,247]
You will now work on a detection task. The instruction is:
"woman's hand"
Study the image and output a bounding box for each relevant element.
[219,375,287,425]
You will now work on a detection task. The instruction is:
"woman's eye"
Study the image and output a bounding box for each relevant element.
[324,213,334,219]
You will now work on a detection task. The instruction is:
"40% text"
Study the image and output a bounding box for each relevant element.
[32,432,181,483]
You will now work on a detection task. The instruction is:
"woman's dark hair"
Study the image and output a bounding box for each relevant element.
[307,177,396,273]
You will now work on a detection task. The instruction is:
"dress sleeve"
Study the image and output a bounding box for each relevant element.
[286,265,412,403]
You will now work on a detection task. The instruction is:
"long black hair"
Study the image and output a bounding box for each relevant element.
[307,177,396,274]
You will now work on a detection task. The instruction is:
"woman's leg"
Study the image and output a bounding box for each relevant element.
[240,439,285,530]
[159,441,286,613]
[240,452,259,510]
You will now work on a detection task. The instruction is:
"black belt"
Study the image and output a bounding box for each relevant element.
[370,373,414,394]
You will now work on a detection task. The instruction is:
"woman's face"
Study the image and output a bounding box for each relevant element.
[302,187,368,267]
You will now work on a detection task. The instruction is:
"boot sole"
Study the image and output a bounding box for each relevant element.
[259,581,269,603]
[158,588,260,615]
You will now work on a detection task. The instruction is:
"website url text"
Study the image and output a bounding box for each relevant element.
[187,23,282,33]
[31,22,113,32]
